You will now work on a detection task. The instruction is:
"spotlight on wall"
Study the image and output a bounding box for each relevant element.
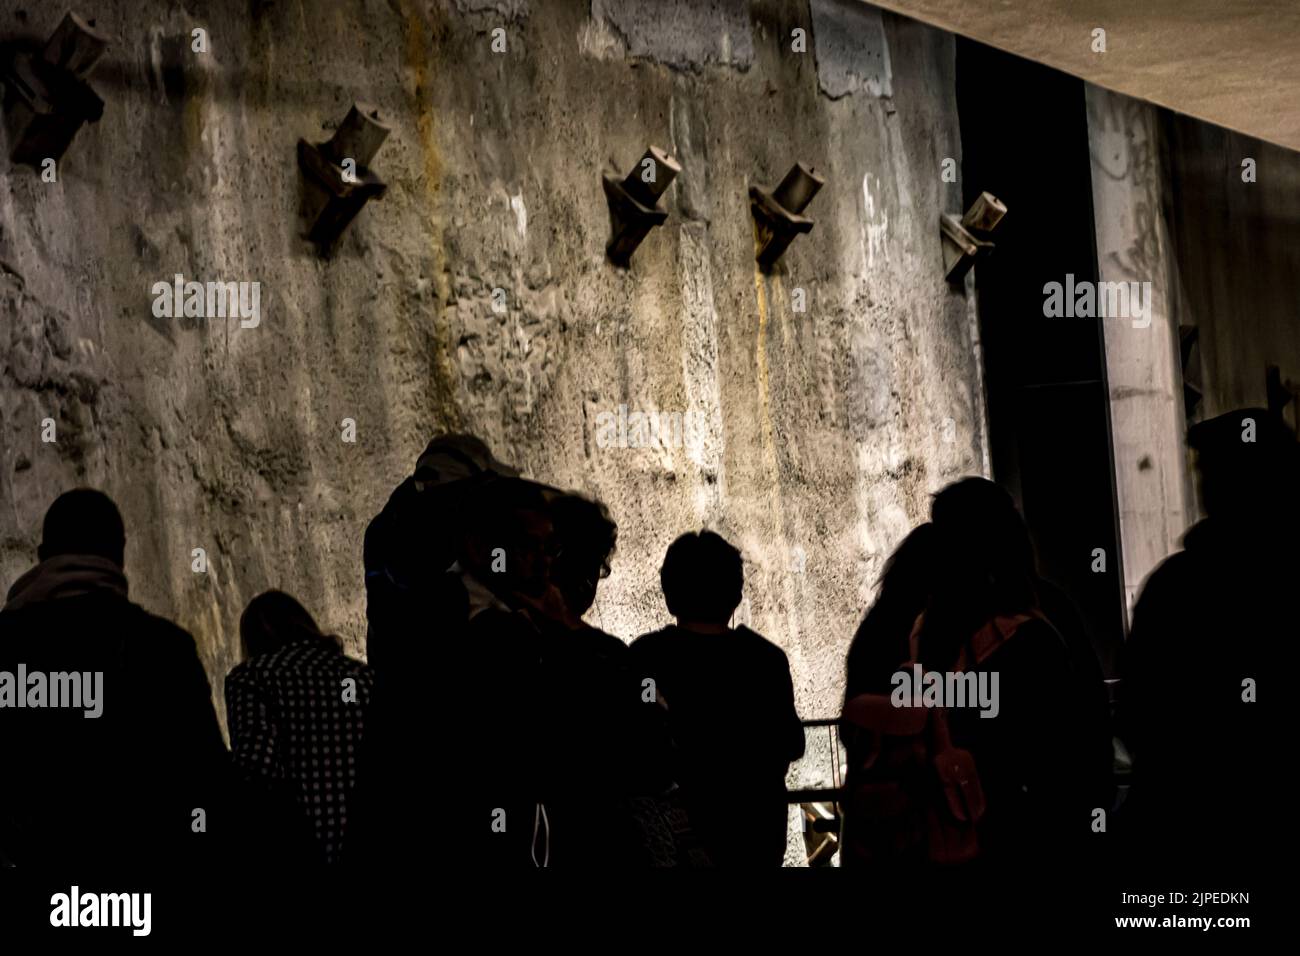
[603,146,681,266]
[750,162,824,272]
[940,192,1006,283]
[2,12,109,168]
[298,102,390,254]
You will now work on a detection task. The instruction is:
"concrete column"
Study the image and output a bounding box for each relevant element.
[1085,84,1193,618]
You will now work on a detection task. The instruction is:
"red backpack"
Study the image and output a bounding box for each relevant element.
[839,611,1042,866]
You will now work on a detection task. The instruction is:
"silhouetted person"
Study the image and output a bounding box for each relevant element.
[362,433,517,679]
[0,489,227,867]
[350,434,514,864]
[1121,409,1299,879]
[631,531,804,867]
[844,523,939,703]
[930,479,1113,808]
[861,478,1108,871]
[456,477,567,867]
[546,493,618,630]
[839,523,938,865]
[225,591,374,863]
[536,492,682,866]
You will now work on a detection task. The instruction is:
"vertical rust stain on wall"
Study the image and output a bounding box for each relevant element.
[402,1,461,427]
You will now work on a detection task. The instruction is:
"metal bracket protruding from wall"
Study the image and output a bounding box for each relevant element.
[2,12,109,168]
[298,102,391,254]
[750,162,824,272]
[603,146,681,267]
[941,191,1007,283]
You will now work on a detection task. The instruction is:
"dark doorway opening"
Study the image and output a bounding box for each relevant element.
[955,38,1127,676]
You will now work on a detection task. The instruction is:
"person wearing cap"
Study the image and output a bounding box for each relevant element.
[1120,408,1299,878]
[361,434,518,676]
[348,434,518,865]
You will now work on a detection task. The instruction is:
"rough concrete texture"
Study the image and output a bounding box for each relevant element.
[811,0,893,99]
[1086,84,1192,617]
[455,0,531,20]
[591,0,754,72]
[0,0,986,859]
[1158,114,1300,424]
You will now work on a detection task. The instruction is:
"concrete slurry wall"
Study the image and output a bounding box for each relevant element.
[0,0,987,813]
[1157,112,1300,426]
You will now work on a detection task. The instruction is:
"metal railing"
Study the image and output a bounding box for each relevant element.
[788,718,846,866]
[787,718,846,803]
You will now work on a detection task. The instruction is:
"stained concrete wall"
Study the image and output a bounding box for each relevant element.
[1088,83,1300,619]
[0,0,986,859]
[1086,84,1192,617]
[1158,113,1300,425]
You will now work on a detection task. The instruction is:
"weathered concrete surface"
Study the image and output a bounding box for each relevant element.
[811,0,892,99]
[1086,84,1192,620]
[0,0,986,860]
[1087,82,1300,627]
[1158,114,1300,426]
[590,0,755,72]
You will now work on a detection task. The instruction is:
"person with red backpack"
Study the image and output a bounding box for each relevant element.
[841,479,1110,873]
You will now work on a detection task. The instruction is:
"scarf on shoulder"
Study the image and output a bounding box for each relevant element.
[4,554,129,611]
